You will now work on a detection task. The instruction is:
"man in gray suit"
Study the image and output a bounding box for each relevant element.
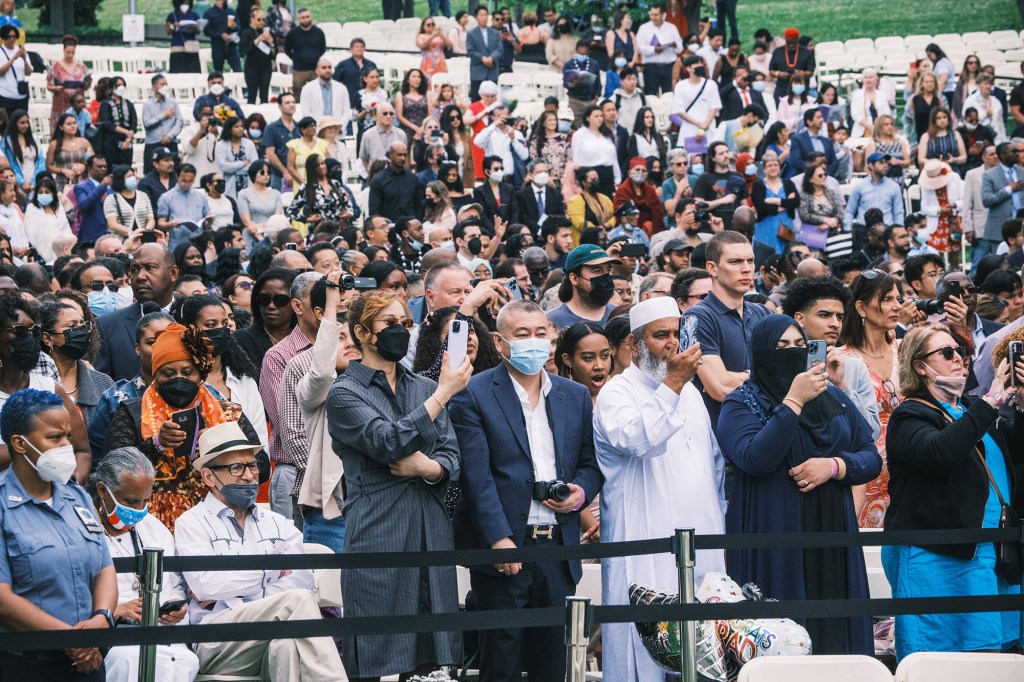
[980,141,1024,265]
[467,5,501,101]
[963,143,998,269]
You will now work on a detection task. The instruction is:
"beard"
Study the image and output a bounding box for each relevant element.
[637,342,668,383]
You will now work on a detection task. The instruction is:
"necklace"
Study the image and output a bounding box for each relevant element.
[784,45,800,69]
[266,328,286,344]
[859,343,890,360]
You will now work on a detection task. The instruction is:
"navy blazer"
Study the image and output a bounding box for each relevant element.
[789,129,838,179]
[94,303,143,383]
[449,363,603,582]
[467,26,502,83]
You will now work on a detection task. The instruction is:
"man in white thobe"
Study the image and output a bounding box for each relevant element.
[594,297,727,682]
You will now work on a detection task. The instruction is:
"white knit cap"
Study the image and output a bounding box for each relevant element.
[629,297,680,331]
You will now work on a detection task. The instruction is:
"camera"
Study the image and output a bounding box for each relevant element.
[915,299,944,315]
[532,479,571,502]
[340,274,379,291]
[693,201,711,225]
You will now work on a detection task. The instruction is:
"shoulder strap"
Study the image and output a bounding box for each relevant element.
[904,397,1007,506]
[685,78,708,113]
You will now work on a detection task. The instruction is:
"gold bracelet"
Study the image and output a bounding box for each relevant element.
[430,395,446,411]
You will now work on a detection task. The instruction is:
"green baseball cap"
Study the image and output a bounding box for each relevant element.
[564,244,622,272]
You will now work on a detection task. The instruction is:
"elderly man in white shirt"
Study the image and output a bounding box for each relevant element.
[474,103,529,174]
[593,297,727,682]
[174,422,349,681]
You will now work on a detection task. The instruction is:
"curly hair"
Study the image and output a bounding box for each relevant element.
[44,289,101,363]
[992,323,1024,372]
[782,276,851,318]
[215,247,244,286]
[0,290,37,329]
[175,294,259,380]
[411,307,502,375]
[0,388,64,448]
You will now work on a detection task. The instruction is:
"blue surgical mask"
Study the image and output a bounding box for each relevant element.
[614,57,627,68]
[691,163,705,175]
[249,128,262,139]
[744,164,758,177]
[103,486,149,529]
[791,84,806,95]
[87,289,119,316]
[124,177,138,191]
[37,193,54,207]
[409,238,423,250]
[500,336,550,376]
[752,81,766,92]
[440,240,455,252]
[557,120,571,133]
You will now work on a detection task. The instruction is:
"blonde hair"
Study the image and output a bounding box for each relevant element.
[872,114,895,140]
[347,290,409,351]
[898,323,951,398]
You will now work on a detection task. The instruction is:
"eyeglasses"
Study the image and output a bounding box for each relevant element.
[379,111,394,116]
[208,461,260,477]
[891,270,904,278]
[2,324,40,338]
[374,316,414,329]
[881,378,901,411]
[918,345,967,362]
[257,293,291,308]
[687,292,710,300]
[87,281,119,293]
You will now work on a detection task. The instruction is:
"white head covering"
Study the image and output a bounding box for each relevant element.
[479,81,499,96]
[629,297,680,332]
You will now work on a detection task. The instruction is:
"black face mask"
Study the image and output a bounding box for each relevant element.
[467,237,483,255]
[204,327,232,358]
[57,326,91,361]
[213,180,226,194]
[183,265,206,277]
[586,273,616,306]
[374,325,410,362]
[157,377,201,408]
[7,334,41,371]
[694,66,707,77]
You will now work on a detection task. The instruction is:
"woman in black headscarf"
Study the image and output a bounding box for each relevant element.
[717,314,882,655]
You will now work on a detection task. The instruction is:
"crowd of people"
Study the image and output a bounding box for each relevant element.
[0,2,1023,681]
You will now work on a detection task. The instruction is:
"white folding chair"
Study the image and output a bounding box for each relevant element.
[894,652,1024,682]
[302,542,342,609]
[532,71,563,100]
[738,655,892,682]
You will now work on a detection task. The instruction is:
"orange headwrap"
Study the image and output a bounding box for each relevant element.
[151,322,192,373]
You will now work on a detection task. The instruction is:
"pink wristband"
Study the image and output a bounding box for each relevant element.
[829,458,839,479]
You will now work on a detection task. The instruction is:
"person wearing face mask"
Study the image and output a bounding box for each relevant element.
[514,159,564,234]
[470,154,516,235]
[593,297,725,681]
[718,314,881,655]
[562,40,603,126]
[166,0,202,74]
[614,156,666,236]
[101,321,263,530]
[389,216,427,273]
[327,290,469,680]
[86,446,200,680]
[24,175,73,263]
[768,27,815,100]
[142,74,184,175]
[547,244,622,330]
[175,421,349,681]
[449,299,602,682]
[884,324,1024,661]
[98,77,138,167]
[0,388,118,681]
[672,55,721,150]
[38,301,114,427]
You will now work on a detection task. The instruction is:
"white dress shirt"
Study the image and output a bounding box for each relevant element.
[571,128,622,184]
[174,493,313,625]
[635,20,682,64]
[475,122,529,173]
[509,370,557,525]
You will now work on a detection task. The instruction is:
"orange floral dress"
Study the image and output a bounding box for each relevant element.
[926,186,960,254]
[838,342,902,528]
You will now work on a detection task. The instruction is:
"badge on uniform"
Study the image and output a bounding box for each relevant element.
[74,505,103,533]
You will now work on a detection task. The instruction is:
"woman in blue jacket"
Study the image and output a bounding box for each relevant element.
[0,109,46,192]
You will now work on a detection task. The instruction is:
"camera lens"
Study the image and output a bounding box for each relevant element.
[340,274,355,290]
[548,481,571,502]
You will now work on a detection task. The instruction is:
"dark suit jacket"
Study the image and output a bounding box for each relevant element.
[789,129,838,179]
[718,83,768,122]
[472,181,514,236]
[467,26,502,82]
[449,363,603,582]
[513,185,565,235]
[980,316,1005,338]
[94,304,143,383]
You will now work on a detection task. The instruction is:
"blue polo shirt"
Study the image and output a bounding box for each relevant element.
[0,468,112,630]
[261,118,300,184]
[684,290,770,432]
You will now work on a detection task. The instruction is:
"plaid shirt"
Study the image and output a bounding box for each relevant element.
[259,325,312,465]
[279,348,316,497]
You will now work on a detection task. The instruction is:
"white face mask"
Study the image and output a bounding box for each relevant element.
[489,169,505,183]
[115,86,128,98]
[116,285,134,309]
[158,86,170,98]
[532,172,549,187]
[179,4,190,13]
[210,84,225,96]
[22,439,77,485]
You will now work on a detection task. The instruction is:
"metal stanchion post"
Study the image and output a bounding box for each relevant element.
[138,548,164,682]
[565,597,591,682]
[675,528,697,682]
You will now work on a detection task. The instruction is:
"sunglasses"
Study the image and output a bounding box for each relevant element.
[87,281,119,293]
[3,324,40,338]
[918,345,967,362]
[374,316,415,329]
[235,280,254,291]
[859,268,889,281]
[50,323,89,336]
[687,292,710,300]
[257,293,291,308]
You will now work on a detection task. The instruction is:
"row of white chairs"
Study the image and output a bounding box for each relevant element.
[739,653,1024,682]
[817,30,1024,55]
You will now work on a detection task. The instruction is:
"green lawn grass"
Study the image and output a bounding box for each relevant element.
[18,0,1024,43]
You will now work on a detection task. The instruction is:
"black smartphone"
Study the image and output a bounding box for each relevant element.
[620,243,648,258]
[159,599,186,615]
[141,230,157,244]
[430,129,443,140]
[1010,341,1024,388]
[169,407,199,459]
[946,280,962,303]
[806,340,827,373]
[285,243,298,251]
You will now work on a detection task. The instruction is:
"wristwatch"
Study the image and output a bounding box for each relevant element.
[92,608,117,630]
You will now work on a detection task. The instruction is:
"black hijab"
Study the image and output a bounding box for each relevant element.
[749,314,845,431]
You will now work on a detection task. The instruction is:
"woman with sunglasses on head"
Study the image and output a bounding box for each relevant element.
[884,324,1024,661]
[37,300,113,427]
[176,294,268,449]
[837,270,916,528]
[327,290,471,680]
[231,266,296,373]
[0,293,91,479]
[100,321,263,530]
[104,164,155,238]
[952,55,982,122]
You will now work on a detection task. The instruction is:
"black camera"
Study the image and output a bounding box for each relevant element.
[915,299,944,315]
[693,201,711,225]
[340,274,378,291]
[532,479,571,502]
